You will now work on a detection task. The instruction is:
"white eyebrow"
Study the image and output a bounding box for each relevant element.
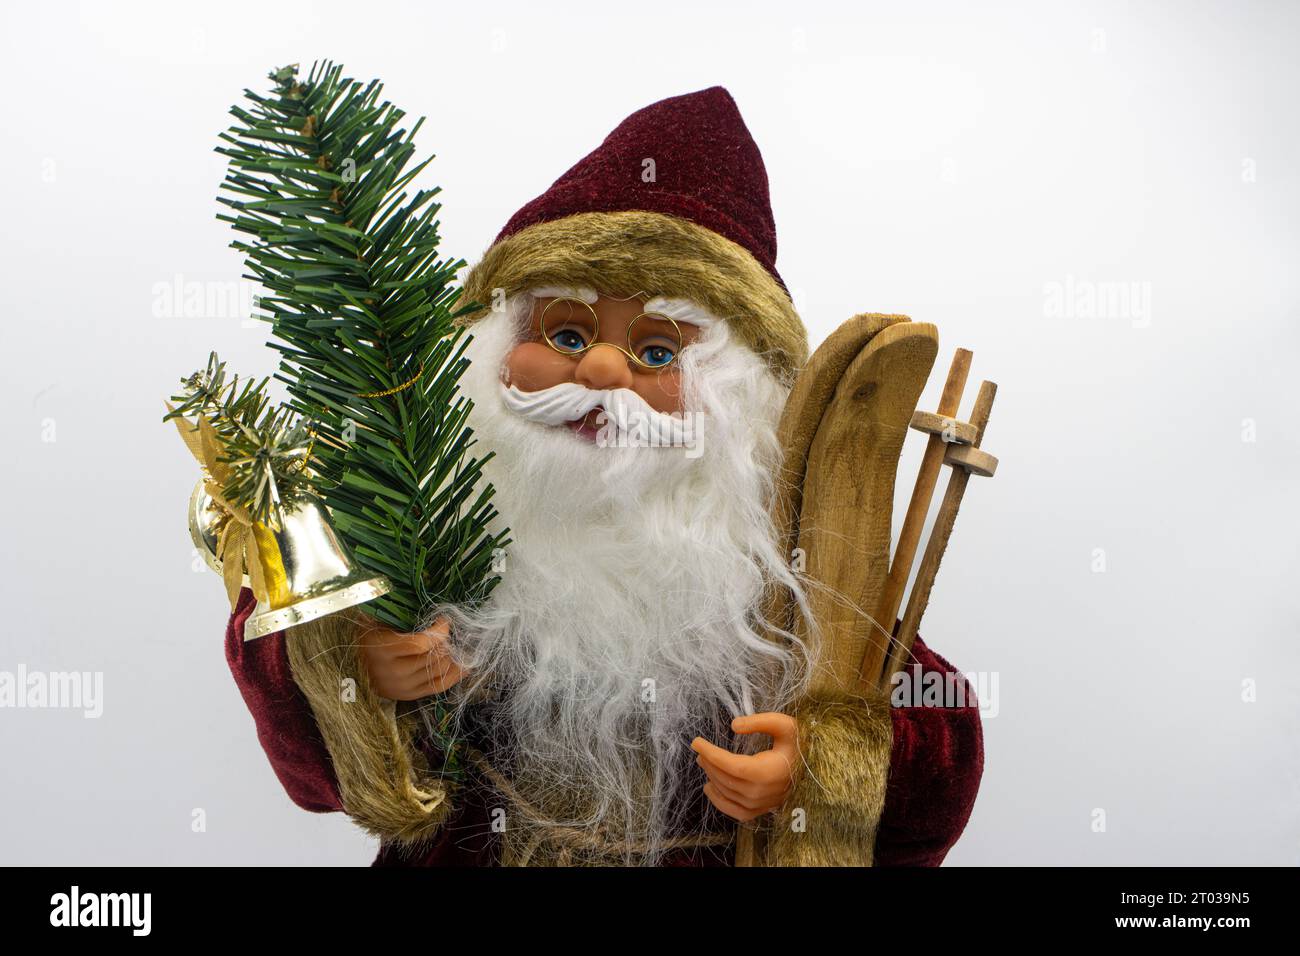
[529,286,598,303]
[642,296,715,328]
[527,289,717,328]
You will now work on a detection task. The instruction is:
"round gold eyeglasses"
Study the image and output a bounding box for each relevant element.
[539,297,683,370]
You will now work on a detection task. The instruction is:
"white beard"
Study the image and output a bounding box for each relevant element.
[435,295,812,865]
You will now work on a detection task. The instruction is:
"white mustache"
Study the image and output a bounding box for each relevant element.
[501,382,700,448]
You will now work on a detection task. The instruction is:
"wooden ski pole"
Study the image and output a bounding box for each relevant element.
[863,349,972,689]
[880,380,998,686]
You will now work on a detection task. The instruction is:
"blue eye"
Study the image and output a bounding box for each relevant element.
[551,329,588,352]
[639,345,675,368]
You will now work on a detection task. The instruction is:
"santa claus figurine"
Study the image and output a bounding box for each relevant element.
[225,86,983,867]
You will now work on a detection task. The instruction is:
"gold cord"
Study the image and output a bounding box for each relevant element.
[357,363,425,398]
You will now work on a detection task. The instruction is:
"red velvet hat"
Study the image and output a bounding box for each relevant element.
[495,86,786,292]
[463,88,808,380]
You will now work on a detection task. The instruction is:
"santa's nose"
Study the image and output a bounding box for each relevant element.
[573,343,635,391]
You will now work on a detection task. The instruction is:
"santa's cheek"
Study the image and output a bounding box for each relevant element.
[503,342,576,390]
[632,371,686,414]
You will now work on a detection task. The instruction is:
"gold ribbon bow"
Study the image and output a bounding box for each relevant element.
[169,408,273,609]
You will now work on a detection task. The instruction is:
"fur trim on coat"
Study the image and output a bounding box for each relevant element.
[762,690,894,866]
[283,612,454,846]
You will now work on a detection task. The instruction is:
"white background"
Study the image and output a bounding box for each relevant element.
[1,0,1296,865]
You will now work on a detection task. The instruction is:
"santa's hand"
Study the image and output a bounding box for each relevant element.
[691,712,798,822]
[357,616,467,701]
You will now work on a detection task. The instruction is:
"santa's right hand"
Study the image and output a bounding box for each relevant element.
[358,616,466,700]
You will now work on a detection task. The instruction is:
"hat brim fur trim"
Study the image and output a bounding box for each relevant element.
[459,210,808,384]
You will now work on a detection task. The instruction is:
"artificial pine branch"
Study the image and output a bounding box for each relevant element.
[216,62,507,631]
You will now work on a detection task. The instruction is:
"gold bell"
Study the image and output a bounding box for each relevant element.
[242,493,392,641]
[188,481,243,581]
[187,480,391,641]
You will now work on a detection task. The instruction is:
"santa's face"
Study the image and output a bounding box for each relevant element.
[502,292,704,441]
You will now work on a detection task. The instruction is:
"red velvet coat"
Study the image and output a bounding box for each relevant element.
[224,589,983,866]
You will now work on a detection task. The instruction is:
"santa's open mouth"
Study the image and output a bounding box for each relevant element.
[566,407,605,442]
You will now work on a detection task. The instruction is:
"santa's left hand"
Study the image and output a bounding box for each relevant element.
[691,712,798,822]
